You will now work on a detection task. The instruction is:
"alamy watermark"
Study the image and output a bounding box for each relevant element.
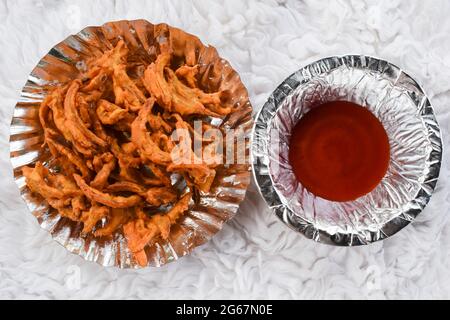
[65,265,81,290]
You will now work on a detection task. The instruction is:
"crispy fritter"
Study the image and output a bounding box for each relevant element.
[131,98,171,165]
[105,181,146,194]
[23,163,66,199]
[90,153,116,190]
[23,36,234,266]
[94,208,131,237]
[112,64,146,111]
[143,50,222,116]
[124,193,191,266]
[175,65,198,88]
[144,187,177,206]
[81,204,110,234]
[46,138,91,179]
[74,174,142,208]
[64,80,107,154]
[96,99,128,125]
[168,114,216,192]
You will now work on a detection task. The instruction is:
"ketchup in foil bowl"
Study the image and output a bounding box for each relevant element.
[251,55,442,245]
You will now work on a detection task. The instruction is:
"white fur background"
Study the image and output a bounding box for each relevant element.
[1,0,450,300]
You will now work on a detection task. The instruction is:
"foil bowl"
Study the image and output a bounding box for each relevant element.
[252,55,442,245]
[9,19,253,268]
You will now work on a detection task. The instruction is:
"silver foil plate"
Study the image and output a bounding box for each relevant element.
[252,55,442,245]
[9,20,253,268]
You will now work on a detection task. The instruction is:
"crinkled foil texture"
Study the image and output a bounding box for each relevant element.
[10,20,253,268]
[252,56,442,245]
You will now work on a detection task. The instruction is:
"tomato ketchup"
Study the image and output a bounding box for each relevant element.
[289,101,390,202]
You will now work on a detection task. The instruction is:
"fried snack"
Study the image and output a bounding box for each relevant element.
[44,86,73,143]
[94,208,131,237]
[74,174,142,208]
[144,187,177,206]
[46,138,91,179]
[84,39,128,79]
[105,181,146,194]
[131,98,172,165]
[112,64,147,111]
[80,205,110,234]
[175,65,198,88]
[96,99,127,125]
[23,37,234,266]
[166,68,232,116]
[23,163,66,200]
[143,48,228,117]
[144,162,171,186]
[123,193,191,266]
[90,153,116,190]
[168,114,216,192]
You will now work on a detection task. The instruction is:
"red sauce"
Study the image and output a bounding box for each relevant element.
[289,101,390,202]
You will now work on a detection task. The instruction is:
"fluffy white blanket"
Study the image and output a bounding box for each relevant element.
[1,0,449,299]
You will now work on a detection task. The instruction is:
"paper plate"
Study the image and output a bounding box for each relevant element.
[252,55,442,245]
[10,19,253,267]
